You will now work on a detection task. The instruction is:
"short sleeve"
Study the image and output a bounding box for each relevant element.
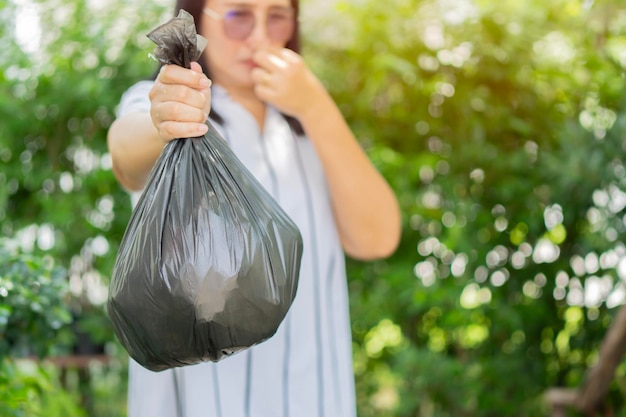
[116,80,155,117]
[115,80,155,207]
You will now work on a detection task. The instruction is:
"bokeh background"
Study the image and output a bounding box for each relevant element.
[2,0,626,415]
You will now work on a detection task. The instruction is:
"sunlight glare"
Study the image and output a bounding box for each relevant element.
[14,0,41,53]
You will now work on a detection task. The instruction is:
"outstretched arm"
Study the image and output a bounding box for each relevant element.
[107,63,211,191]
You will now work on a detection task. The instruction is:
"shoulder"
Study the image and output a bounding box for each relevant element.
[124,80,155,96]
[116,80,155,117]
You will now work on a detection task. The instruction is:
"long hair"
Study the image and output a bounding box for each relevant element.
[170,0,304,135]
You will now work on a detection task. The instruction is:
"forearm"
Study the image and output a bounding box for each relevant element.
[299,93,401,260]
[107,112,165,191]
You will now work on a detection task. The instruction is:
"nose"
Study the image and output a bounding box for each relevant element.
[245,13,270,47]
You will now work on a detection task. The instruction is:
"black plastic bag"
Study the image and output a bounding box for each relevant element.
[107,10,303,372]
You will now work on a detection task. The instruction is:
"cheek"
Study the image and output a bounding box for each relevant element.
[201,27,233,67]
[205,42,237,71]
[272,40,288,49]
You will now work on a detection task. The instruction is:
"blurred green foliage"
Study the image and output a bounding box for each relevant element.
[0,238,79,416]
[0,360,86,417]
[0,241,73,360]
[2,0,626,415]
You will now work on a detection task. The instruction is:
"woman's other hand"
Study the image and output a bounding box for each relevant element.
[251,47,327,120]
[149,62,212,142]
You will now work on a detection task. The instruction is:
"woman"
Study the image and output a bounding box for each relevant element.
[107,0,401,415]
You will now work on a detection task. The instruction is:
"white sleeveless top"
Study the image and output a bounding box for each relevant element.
[116,81,356,417]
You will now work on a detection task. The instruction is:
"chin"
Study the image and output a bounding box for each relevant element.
[231,68,255,88]
[239,75,256,89]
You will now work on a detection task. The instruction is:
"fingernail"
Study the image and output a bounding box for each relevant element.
[199,123,208,134]
[199,77,211,88]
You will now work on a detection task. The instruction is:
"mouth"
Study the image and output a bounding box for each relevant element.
[243,59,258,68]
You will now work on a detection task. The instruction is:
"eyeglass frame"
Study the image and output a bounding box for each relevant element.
[202,6,297,42]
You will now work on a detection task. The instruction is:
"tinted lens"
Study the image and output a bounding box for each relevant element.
[223,10,255,40]
[267,10,295,42]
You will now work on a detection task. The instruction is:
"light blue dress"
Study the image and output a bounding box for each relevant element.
[116,81,357,417]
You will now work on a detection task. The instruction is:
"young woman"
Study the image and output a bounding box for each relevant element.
[107,0,401,415]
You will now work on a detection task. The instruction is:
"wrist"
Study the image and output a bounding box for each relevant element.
[297,87,333,126]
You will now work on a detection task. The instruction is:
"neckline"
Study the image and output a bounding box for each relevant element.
[211,84,277,135]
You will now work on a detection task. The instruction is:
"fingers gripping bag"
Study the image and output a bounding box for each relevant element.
[107,10,303,372]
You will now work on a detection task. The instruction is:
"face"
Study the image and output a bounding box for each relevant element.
[201,0,295,90]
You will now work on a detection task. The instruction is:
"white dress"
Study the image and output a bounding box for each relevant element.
[116,81,357,417]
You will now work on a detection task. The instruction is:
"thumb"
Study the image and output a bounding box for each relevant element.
[190,61,211,89]
[190,61,203,74]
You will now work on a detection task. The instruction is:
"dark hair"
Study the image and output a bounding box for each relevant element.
[171,0,304,135]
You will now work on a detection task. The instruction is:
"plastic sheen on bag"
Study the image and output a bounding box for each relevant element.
[107,10,303,372]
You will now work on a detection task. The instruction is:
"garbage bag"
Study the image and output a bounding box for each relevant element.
[107,10,303,372]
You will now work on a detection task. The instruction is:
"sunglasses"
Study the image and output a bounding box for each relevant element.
[203,6,296,42]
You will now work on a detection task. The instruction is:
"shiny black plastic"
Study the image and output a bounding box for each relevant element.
[107,10,303,372]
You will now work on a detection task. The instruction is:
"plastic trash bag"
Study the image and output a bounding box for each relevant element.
[107,10,303,372]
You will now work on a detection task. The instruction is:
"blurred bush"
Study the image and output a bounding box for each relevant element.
[0,239,82,416]
[0,240,73,359]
